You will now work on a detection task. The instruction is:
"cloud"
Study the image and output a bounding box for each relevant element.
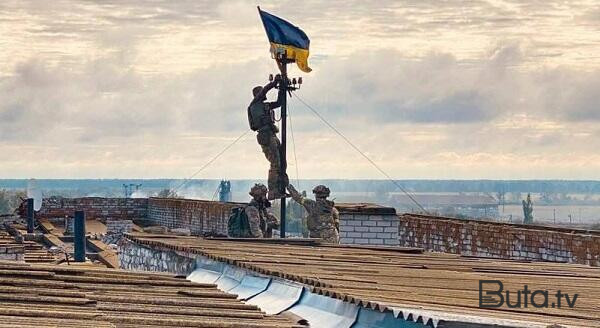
[1,1,600,179]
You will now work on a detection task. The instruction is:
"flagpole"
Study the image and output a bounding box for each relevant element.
[279,58,288,239]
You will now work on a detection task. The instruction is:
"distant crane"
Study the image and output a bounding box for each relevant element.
[123,184,142,198]
[218,180,231,202]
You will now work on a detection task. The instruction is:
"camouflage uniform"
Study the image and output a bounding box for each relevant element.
[288,184,339,243]
[246,184,280,238]
[248,78,288,200]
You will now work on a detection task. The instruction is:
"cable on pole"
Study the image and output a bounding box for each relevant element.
[288,104,301,189]
[173,129,251,192]
[291,92,428,214]
[210,183,220,201]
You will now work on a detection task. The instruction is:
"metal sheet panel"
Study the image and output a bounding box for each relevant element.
[289,290,359,328]
[228,275,271,300]
[246,279,304,315]
[186,258,225,284]
[353,308,426,328]
[215,265,246,292]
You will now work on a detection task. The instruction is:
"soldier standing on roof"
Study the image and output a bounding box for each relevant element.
[287,184,339,243]
[246,183,280,238]
[248,75,289,200]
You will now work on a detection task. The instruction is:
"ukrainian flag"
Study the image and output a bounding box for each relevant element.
[258,7,312,73]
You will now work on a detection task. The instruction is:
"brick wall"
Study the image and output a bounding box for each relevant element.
[102,219,134,245]
[119,238,194,275]
[33,196,242,237]
[106,219,134,235]
[37,197,148,222]
[147,198,243,236]
[337,204,399,246]
[399,214,600,266]
[0,245,24,261]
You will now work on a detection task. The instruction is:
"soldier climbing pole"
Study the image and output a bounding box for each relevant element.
[258,7,311,238]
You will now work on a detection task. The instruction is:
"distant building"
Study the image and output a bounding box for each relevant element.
[389,193,499,219]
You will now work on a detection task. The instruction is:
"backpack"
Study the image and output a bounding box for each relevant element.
[227,206,252,238]
[248,102,274,131]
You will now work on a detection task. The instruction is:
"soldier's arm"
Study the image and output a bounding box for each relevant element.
[266,211,280,229]
[245,206,264,238]
[252,80,278,104]
[288,184,317,212]
[332,207,340,231]
[267,84,285,109]
[287,184,305,204]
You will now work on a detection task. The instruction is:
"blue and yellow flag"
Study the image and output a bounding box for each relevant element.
[258,8,312,73]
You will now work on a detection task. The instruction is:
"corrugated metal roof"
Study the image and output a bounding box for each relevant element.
[127,234,600,328]
[0,260,299,328]
[0,230,62,265]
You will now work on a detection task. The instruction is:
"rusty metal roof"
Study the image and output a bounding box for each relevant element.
[0,229,63,265]
[0,260,298,328]
[335,203,397,215]
[127,234,600,328]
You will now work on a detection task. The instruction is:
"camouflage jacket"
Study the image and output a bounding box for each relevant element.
[245,199,280,238]
[288,185,339,233]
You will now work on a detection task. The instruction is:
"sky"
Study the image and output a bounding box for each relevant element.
[0,0,599,180]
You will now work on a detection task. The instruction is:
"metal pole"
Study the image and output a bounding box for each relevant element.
[26,198,34,233]
[279,60,288,239]
[74,210,86,262]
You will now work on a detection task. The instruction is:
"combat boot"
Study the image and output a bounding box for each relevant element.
[267,169,290,200]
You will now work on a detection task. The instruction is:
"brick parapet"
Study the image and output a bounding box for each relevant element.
[36,197,148,222]
[147,198,243,236]
[0,245,24,261]
[339,213,399,246]
[399,214,600,266]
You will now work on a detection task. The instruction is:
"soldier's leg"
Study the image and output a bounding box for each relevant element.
[245,207,264,238]
[265,134,290,199]
[257,131,281,170]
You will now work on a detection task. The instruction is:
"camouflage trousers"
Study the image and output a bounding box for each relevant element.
[257,130,281,171]
[257,130,287,198]
[310,227,340,244]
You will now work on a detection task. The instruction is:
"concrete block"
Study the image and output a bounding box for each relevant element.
[340,238,354,244]
[370,227,384,233]
[362,221,377,226]
[354,238,369,244]
[362,232,377,238]
[384,239,399,245]
[384,227,398,233]
[348,232,362,238]
[368,239,384,244]
[376,221,391,227]
[355,226,370,232]
[376,233,392,239]
[340,226,355,232]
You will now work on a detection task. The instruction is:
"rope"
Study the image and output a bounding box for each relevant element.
[288,104,301,189]
[291,92,428,214]
[173,129,251,192]
[210,183,221,201]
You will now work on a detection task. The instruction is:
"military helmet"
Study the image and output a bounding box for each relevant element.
[312,185,330,197]
[249,183,268,197]
[252,86,263,97]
